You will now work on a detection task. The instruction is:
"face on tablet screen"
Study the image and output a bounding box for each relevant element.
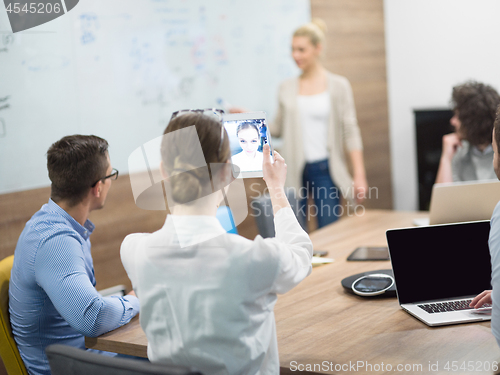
[223,117,270,178]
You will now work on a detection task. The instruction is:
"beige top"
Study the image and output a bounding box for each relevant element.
[270,72,363,201]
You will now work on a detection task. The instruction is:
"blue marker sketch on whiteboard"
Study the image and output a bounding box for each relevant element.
[191,36,206,71]
[130,39,156,71]
[23,55,71,72]
[1,35,14,53]
[213,35,228,65]
[80,13,99,45]
[128,35,174,107]
[165,27,188,41]
[161,4,189,49]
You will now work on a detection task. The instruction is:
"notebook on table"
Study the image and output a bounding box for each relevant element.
[413,179,500,226]
[387,220,492,326]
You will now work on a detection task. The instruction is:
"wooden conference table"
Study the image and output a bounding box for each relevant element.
[86,210,500,374]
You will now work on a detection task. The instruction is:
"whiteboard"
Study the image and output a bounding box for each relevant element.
[0,0,310,194]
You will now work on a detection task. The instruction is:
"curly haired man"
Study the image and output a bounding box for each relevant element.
[435,81,500,183]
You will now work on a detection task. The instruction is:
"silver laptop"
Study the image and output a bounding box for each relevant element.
[387,220,492,326]
[413,179,500,226]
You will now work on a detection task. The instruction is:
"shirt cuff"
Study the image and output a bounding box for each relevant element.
[122,295,140,316]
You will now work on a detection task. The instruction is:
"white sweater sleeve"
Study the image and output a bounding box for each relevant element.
[268,207,313,294]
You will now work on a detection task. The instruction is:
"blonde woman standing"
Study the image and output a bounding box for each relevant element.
[271,19,368,228]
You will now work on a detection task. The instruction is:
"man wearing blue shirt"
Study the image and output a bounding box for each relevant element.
[471,106,500,346]
[9,135,140,375]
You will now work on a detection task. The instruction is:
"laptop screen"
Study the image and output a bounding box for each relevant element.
[387,221,491,305]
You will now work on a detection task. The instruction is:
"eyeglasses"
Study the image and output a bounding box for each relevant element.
[170,108,225,160]
[91,168,119,187]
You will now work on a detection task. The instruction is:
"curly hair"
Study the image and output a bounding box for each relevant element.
[494,105,500,151]
[452,81,500,147]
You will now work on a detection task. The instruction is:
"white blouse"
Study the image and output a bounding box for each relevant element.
[231,150,264,172]
[297,91,331,163]
[120,207,313,375]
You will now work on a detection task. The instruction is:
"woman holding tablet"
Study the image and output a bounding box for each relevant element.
[271,19,368,228]
[231,122,264,172]
[120,111,313,374]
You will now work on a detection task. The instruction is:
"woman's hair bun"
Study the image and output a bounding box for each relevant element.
[293,18,327,46]
[160,111,232,205]
[170,157,202,204]
[311,18,327,33]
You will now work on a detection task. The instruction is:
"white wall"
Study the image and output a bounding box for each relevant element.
[384,0,500,210]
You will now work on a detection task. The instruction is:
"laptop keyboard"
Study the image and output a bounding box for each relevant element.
[418,300,492,314]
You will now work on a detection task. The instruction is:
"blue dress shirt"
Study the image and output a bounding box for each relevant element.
[9,199,140,375]
[490,202,500,347]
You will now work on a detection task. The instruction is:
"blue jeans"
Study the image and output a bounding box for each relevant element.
[298,159,340,229]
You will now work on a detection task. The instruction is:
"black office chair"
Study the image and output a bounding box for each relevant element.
[251,187,306,237]
[46,344,203,375]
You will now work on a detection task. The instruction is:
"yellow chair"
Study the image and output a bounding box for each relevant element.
[0,255,28,375]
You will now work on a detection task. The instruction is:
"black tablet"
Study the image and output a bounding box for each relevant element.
[347,247,389,261]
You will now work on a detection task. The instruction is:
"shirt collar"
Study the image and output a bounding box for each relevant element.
[163,214,227,248]
[164,214,226,233]
[47,199,95,240]
[472,144,493,157]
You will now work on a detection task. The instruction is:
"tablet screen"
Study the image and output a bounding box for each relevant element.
[223,112,272,178]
